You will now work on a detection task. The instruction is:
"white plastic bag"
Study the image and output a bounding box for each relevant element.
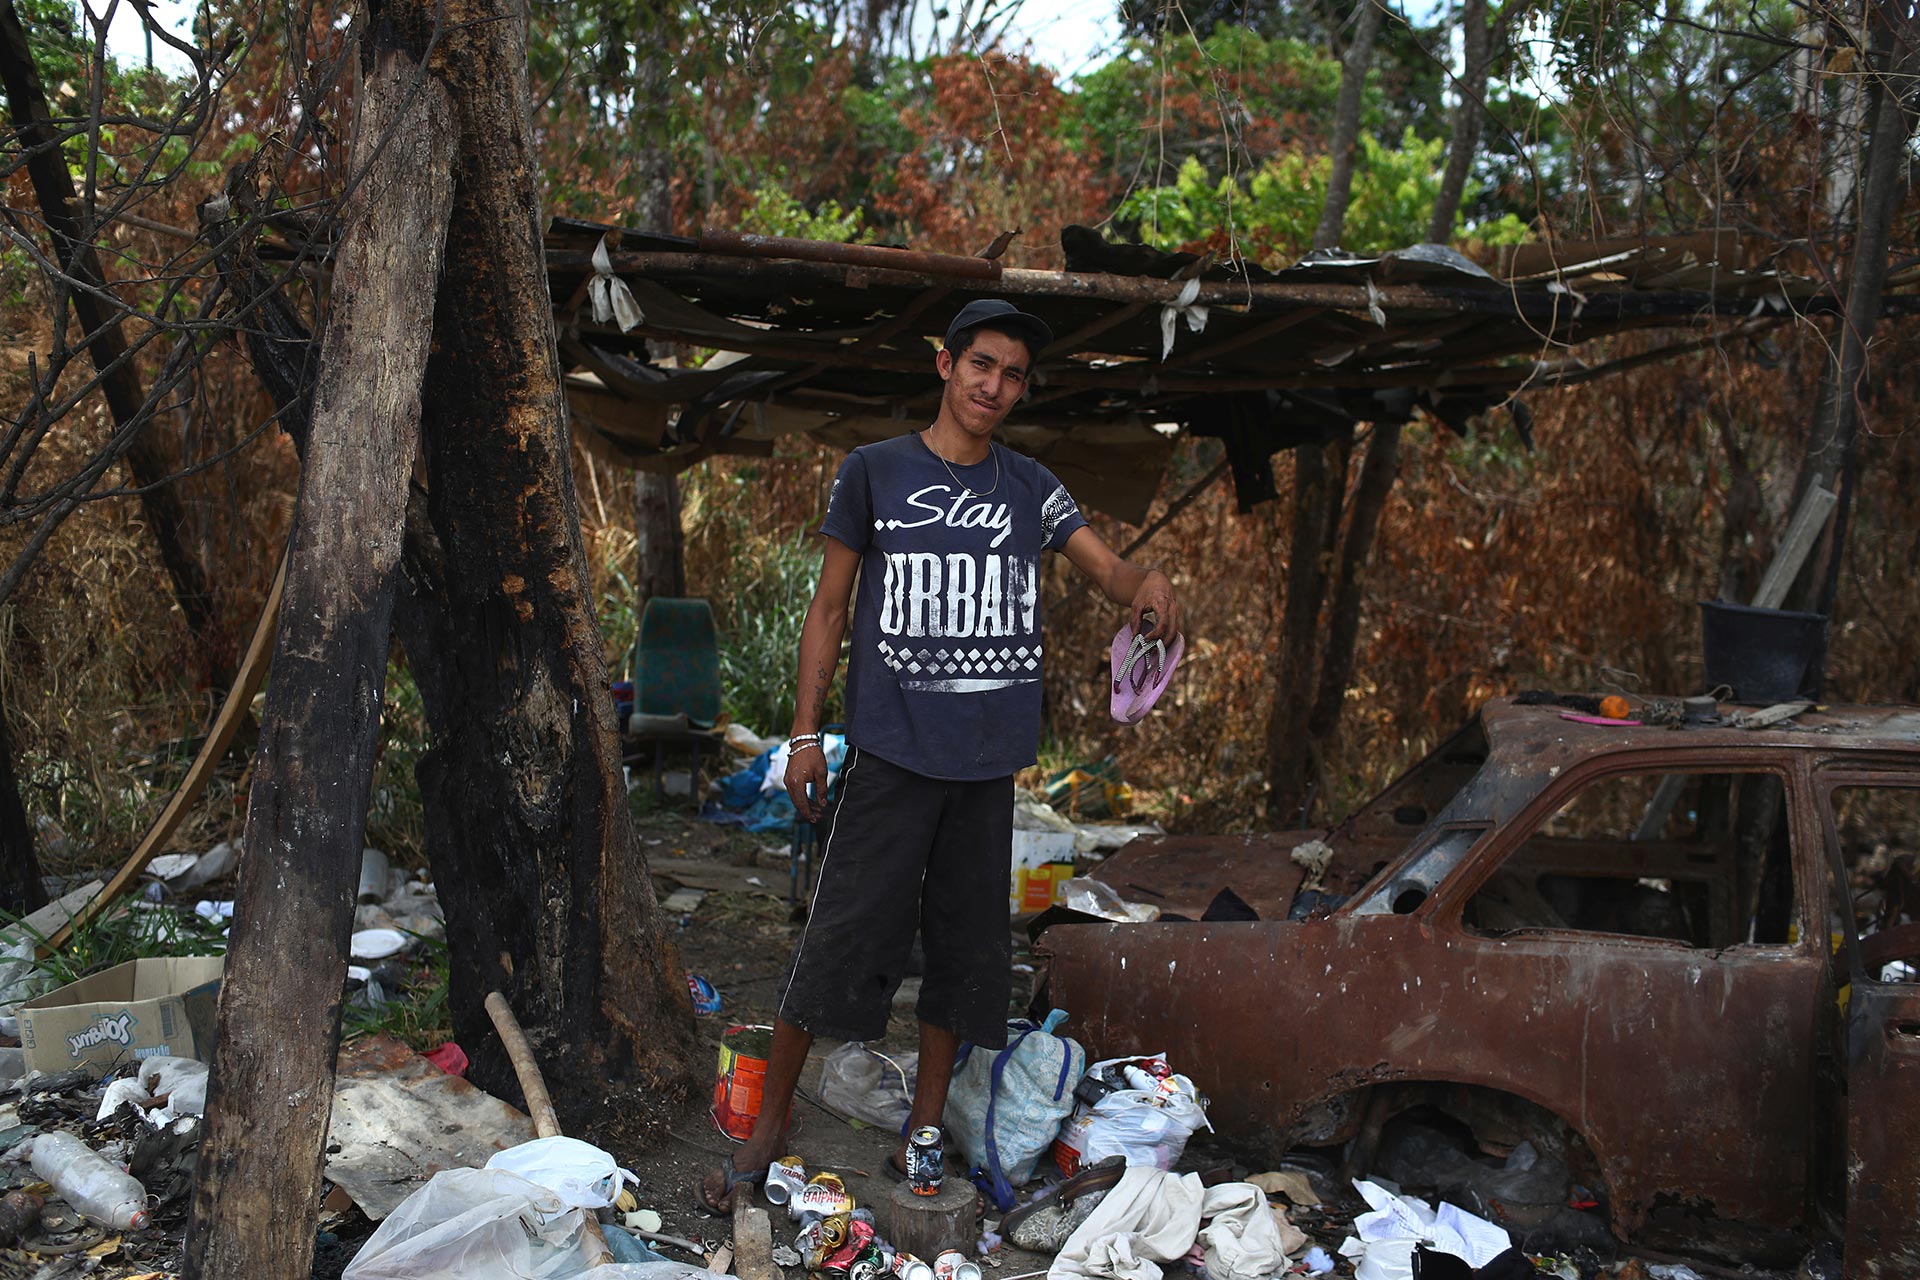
[341,1167,596,1280]
[1080,1090,1210,1170]
[818,1043,917,1132]
[485,1135,633,1210]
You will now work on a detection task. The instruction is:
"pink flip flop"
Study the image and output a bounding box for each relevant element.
[1110,618,1184,725]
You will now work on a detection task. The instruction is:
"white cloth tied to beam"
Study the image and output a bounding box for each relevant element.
[1159,277,1209,359]
[590,235,645,333]
[1048,1166,1293,1280]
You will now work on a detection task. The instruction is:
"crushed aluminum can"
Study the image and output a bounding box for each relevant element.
[848,1243,888,1280]
[934,1251,981,1280]
[765,1156,807,1208]
[686,972,722,1016]
[890,1252,934,1280]
[794,1171,854,1219]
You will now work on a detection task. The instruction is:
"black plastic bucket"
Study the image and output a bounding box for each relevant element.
[1699,600,1828,703]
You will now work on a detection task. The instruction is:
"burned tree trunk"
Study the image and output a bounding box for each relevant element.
[182,34,455,1280]
[408,0,696,1106]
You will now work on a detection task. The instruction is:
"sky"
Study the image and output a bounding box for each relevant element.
[103,0,1130,81]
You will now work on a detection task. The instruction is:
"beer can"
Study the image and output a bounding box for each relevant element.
[890,1252,934,1280]
[906,1125,943,1196]
[848,1245,888,1280]
[934,1250,981,1280]
[794,1172,855,1218]
[765,1156,808,1208]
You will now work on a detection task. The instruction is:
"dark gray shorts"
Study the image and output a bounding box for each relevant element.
[777,748,1012,1049]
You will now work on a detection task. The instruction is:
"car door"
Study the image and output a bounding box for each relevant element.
[1818,767,1920,1277]
[1423,753,1827,1241]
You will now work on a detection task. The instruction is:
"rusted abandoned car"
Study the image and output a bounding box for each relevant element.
[1038,695,1920,1273]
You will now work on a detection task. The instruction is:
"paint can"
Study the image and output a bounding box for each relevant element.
[711,1023,772,1141]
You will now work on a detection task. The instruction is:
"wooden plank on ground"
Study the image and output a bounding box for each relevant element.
[732,1196,776,1280]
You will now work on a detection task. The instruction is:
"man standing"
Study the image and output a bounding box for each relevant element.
[701,299,1182,1208]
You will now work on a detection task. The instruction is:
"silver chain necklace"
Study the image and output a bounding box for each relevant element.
[923,430,1000,497]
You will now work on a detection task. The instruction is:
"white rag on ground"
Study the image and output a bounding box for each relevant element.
[1048,1167,1293,1280]
[1337,1179,1512,1280]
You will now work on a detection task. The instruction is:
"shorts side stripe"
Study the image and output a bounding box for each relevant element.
[777,747,860,1023]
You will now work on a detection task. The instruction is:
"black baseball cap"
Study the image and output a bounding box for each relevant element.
[943,299,1053,360]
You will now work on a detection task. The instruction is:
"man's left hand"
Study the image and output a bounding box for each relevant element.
[1130,571,1180,643]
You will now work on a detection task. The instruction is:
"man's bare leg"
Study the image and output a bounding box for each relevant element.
[891,1020,960,1173]
[701,1017,813,1210]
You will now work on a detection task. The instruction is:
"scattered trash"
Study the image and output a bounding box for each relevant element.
[817,1042,916,1132]
[1289,840,1333,891]
[712,1024,772,1140]
[0,1188,42,1244]
[1302,1245,1335,1274]
[194,900,234,925]
[626,1208,664,1234]
[485,1134,634,1210]
[687,973,722,1016]
[1060,879,1158,923]
[339,1167,598,1280]
[1337,1180,1511,1280]
[1051,1166,1290,1280]
[1043,758,1129,820]
[30,1130,149,1230]
[350,927,410,960]
[18,956,222,1077]
[1245,1169,1319,1206]
[1054,1055,1209,1174]
[771,1243,802,1267]
[944,1010,1085,1208]
[423,1042,469,1077]
[0,882,104,1012]
[358,847,391,903]
[326,1035,536,1220]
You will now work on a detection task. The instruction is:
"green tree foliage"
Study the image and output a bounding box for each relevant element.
[1119,129,1530,260]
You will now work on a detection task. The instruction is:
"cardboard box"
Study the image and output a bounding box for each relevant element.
[20,955,223,1078]
[1010,829,1076,914]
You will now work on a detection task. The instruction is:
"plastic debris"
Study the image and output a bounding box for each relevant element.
[30,1130,149,1230]
[1337,1180,1511,1280]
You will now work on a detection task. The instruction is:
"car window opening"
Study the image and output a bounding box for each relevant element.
[1465,770,1794,949]
[1830,783,1920,982]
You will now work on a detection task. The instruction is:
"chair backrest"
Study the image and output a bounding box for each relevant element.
[634,597,722,728]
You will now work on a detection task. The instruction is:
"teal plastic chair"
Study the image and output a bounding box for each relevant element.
[633,597,722,728]
[627,597,724,798]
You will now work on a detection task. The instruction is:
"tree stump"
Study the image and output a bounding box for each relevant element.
[879,1180,976,1263]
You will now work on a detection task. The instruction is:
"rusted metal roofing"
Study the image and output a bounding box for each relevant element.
[545,221,1920,522]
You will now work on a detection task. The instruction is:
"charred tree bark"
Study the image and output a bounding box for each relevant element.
[411,0,696,1108]
[182,35,455,1280]
[1265,441,1340,825]
[0,0,216,648]
[1310,422,1402,742]
[1312,0,1387,252]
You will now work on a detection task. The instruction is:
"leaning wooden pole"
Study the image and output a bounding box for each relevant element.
[182,35,456,1280]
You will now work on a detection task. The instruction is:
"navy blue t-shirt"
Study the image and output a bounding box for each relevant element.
[819,434,1088,781]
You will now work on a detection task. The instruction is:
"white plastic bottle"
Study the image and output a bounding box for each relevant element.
[29,1130,148,1230]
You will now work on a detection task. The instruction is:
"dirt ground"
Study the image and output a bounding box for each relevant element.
[608,805,1361,1280]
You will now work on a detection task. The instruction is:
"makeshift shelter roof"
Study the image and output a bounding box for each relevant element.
[545,221,1919,522]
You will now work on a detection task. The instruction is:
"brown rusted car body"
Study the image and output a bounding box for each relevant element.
[1038,697,1920,1273]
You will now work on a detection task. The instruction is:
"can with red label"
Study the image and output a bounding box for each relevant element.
[934,1250,981,1280]
[889,1252,934,1280]
[906,1125,943,1196]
